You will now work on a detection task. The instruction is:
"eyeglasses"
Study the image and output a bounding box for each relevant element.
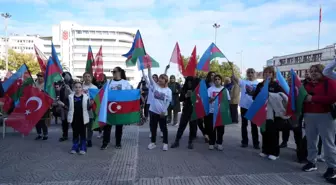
[112,70,118,73]
[247,71,254,74]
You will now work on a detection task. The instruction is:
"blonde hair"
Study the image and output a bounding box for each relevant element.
[309,64,325,75]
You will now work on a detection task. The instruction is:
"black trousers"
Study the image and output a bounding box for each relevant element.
[72,121,86,142]
[144,103,150,118]
[103,125,123,146]
[197,118,206,136]
[241,108,259,146]
[150,112,168,144]
[61,120,69,138]
[35,120,48,136]
[262,119,280,156]
[174,107,197,143]
[204,113,225,145]
[230,104,239,123]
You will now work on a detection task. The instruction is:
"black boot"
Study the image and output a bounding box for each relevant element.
[171,141,179,148]
[187,143,194,149]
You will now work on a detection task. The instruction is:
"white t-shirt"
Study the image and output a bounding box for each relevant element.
[239,79,259,109]
[146,76,154,105]
[149,83,172,115]
[109,79,132,90]
[208,86,231,113]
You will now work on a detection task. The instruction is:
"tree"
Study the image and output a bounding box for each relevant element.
[0,49,40,75]
[181,55,241,79]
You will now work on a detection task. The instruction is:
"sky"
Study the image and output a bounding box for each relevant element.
[0,0,336,77]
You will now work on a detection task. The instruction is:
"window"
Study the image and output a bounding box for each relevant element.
[90,31,95,34]
[76,30,82,34]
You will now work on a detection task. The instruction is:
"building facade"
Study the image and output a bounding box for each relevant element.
[0,21,140,84]
[266,44,336,78]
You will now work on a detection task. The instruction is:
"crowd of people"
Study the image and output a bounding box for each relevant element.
[5,59,336,184]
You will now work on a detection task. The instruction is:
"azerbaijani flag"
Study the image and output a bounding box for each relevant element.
[3,64,34,102]
[89,88,141,125]
[44,57,63,99]
[107,89,140,125]
[213,89,232,127]
[137,54,160,70]
[123,30,147,66]
[89,80,110,129]
[85,45,95,75]
[286,69,307,118]
[51,42,63,73]
[245,79,269,126]
[190,79,209,121]
[276,68,289,94]
[196,43,225,72]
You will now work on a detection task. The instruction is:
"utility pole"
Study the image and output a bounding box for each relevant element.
[1,13,12,72]
[212,23,220,44]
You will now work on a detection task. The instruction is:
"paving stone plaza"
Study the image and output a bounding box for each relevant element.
[0,123,331,185]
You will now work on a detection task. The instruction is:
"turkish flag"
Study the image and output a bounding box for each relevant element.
[5,86,53,136]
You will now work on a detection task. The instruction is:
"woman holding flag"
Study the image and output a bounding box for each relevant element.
[170,76,200,149]
[101,67,132,150]
[253,66,285,160]
[82,72,98,147]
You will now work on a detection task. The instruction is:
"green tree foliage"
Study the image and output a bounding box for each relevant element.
[181,55,241,79]
[0,49,40,74]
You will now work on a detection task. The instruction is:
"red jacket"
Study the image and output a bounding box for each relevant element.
[303,77,336,113]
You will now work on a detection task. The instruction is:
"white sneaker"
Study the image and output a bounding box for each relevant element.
[163,144,168,151]
[216,145,224,151]
[148,143,156,150]
[97,133,103,139]
[317,155,325,162]
[259,153,267,158]
[79,150,86,155]
[70,150,76,154]
[268,155,279,160]
[209,145,215,150]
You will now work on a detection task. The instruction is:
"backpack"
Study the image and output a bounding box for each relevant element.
[324,79,336,119]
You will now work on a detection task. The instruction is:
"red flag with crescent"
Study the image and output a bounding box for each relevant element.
[5,86,53,135]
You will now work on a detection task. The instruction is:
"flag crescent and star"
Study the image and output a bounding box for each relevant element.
[108,102,121,113]
[25,96,42,115]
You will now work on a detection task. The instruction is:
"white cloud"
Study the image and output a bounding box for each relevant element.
[1,0,335,76]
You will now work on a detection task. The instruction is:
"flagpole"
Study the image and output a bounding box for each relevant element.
[318,5,321,49]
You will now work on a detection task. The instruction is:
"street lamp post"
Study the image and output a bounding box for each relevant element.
[1,13,11,72]
[212,23,220,44]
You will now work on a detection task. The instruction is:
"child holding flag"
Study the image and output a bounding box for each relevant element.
[206,74,230,151]
[143,67,172,151]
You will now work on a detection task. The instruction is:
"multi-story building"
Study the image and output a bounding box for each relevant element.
[0,21,140,84]
[266,44,336,78]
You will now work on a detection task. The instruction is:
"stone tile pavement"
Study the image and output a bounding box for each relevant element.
[0,122,331,185]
